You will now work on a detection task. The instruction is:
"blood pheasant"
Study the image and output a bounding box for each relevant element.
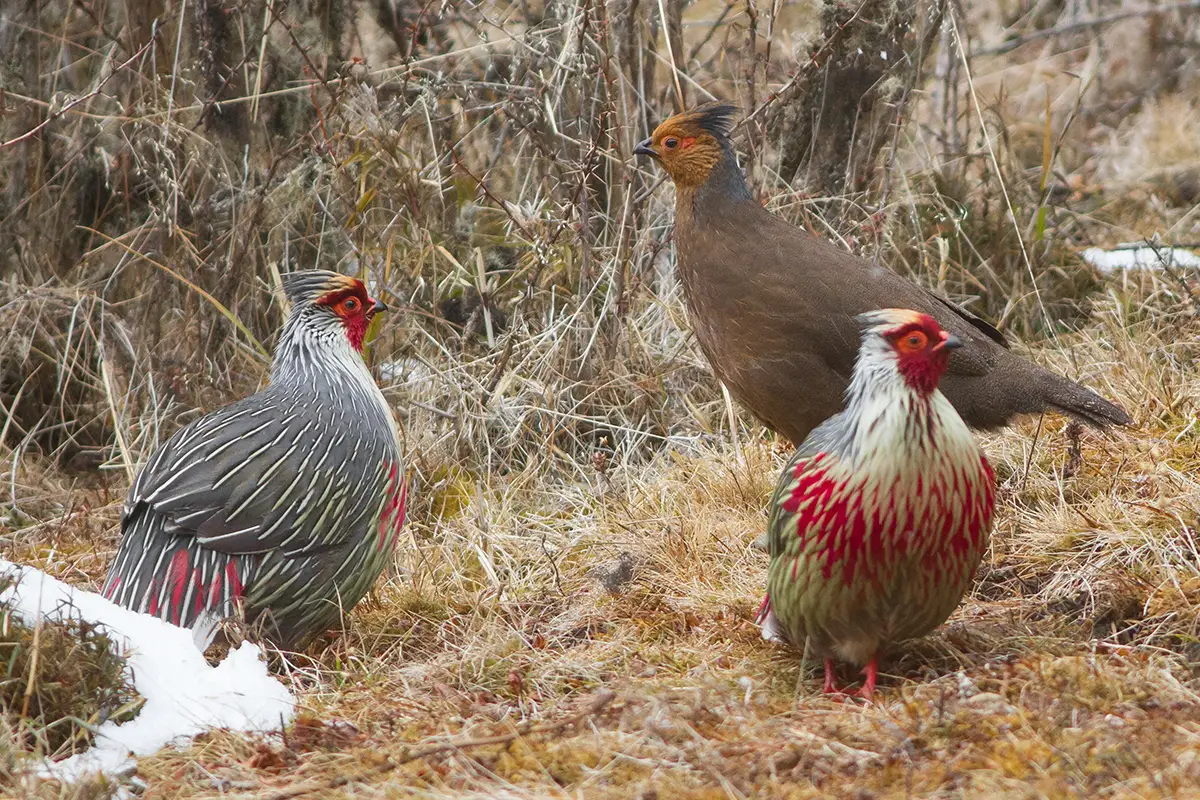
[635,103,1131,443]
[757,309,995,701]
[103,271,406,649]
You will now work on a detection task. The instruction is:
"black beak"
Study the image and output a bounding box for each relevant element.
[634,137,659,159]
[372,298,388,313]
[941,333,962,350]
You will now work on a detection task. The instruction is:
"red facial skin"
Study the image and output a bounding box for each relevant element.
[660,134,697,152]
[884,316,954,394]
[315,281,382,352]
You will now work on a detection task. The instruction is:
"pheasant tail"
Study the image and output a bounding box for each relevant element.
[1038,370,1130,428]
[103,505,255,647]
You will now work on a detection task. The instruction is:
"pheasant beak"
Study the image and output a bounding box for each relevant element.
[937,332,963,351]
[634,137,659,159]
[370,297,388,314]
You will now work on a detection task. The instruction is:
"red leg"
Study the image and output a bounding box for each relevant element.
[822,658,841,695]
[856,655,878,702]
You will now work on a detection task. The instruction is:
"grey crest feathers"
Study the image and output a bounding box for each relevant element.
[856,309,895,329]
[854,308,942,344]
[280,270,362,308]
[855,308,921,333]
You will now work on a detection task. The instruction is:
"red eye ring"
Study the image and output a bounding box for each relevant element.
[343,297,360,312]
[896,330,929,353]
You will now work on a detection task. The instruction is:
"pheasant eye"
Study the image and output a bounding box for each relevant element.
[663,137,679,149]
[896,331,928,353]
[342,297,360,313]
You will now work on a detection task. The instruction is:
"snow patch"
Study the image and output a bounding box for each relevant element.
[0,559,296,781]
[1081,245,1200,273]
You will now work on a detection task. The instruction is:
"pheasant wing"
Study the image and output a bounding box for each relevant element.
[924,291,1007,348]
[765,413,847,559]
[127,393,394,558]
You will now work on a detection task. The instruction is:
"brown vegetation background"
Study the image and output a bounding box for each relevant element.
[4,0,1200,797]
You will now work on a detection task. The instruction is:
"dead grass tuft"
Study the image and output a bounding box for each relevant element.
[0,576,140,768]
[1098,94,1200,204]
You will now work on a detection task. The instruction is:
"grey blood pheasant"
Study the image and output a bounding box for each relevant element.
[758,310,996,701]
[103,271,406,649]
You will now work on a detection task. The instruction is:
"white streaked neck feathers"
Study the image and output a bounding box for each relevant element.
[270,307,399,441]
[835,335,977,471]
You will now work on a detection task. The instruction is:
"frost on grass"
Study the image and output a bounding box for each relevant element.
[0,559,295,781]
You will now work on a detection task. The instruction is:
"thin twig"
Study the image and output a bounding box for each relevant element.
[947,5,1055,337]
[687,0,737,62]
[79,228,269,359]
[0,37,156,150]
[71,0,131,55]
[737,0,870,135]
[656,0,686,109]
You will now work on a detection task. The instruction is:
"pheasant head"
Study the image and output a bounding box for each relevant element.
[635,102,738,189]
[854,309,961,395]
[280,270,387,353]
[834,309,966,466]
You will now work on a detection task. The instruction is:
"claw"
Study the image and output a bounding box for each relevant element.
[820,656,878,703]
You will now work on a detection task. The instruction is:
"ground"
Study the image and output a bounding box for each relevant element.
[3,0,1200,797]
[11,356,1200,798]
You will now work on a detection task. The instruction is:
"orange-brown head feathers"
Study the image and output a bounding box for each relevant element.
[635,102,738,189]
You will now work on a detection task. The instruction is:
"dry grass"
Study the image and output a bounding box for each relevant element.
[3,0,1200,796]
[0,579,141,758]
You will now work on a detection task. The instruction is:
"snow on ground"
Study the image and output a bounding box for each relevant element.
[0,559,296,781]
[1081,245,1200,272]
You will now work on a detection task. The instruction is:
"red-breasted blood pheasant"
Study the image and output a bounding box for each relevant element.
[635,103,1131,443]
[756,309,996,701]
[103,270,405,649]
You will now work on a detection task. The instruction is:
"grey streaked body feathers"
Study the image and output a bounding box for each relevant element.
[104,270,403,649]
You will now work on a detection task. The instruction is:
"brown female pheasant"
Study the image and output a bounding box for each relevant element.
[635,103,1130,443]
[758,309,995,701]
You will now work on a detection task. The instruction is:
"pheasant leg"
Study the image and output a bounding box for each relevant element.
[822,658,841,695]
[854,656,879,702]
